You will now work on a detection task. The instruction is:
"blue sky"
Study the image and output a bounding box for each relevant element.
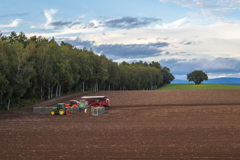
[1,0,240,80]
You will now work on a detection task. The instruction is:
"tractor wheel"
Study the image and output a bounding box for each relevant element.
[50,110,55,115]
[59,109,65,115]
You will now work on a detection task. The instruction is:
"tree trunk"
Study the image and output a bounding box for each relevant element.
[16,63,21,80]
[48,87,50,99]
[82,81,85,93]
[56,86,58,97]
[59,85,61,97]
[51,87,53,98]
[108,84,110,91]
[41,83,43,100]
[7,99,10,110]
[95,80,98,92]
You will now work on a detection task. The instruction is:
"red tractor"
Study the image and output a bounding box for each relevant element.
[81,96,110,107]
[65,100,80,108]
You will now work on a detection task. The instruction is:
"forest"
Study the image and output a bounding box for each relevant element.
[0,31,174,110]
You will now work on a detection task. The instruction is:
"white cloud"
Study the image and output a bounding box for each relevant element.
[0,19,21,28]
[26,19,104,39]
[31,9,58,29]
[44,9,58,29]
[208,73,240,79]
[37,17,240,63]
[218,0,240,8]
[160,0,238,9]
[158,17,189,29]
[159,0,240,23]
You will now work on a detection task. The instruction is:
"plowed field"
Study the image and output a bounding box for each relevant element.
[1,90,240,159]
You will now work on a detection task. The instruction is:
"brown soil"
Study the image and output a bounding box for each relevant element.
[0,90,240,159]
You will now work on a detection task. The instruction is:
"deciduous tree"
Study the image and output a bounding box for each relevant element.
[187,70,208,84]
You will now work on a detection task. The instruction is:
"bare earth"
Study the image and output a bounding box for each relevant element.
[0,90,240,160]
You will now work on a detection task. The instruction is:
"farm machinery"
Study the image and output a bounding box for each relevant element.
[81,96,110,116]
[81,96,110,107]
[33,96,110,116]
[50,103,69,115]
[65,100,80,108]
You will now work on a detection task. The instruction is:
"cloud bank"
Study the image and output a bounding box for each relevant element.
[104,17,161,29]
[160,57,240,79]
[0,19,21,28]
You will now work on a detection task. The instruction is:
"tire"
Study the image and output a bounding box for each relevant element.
[50,110,55,115]
[59,109,65,115]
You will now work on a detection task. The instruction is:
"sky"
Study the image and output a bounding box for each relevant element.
[1,0,240,80]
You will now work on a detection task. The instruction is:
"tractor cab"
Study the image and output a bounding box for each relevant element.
[57,103,66,109]
[51,103,69,115]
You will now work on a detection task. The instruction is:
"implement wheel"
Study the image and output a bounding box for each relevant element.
[50,110,55,115]
[59,109,65,115]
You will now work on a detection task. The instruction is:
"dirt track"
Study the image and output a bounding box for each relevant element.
[0,90,240,159]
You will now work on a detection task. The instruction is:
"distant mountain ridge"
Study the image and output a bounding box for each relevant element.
[172,77,240,85]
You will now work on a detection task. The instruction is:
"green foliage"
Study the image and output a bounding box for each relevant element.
[158,84,240,90]
[187,70,208,84]
[118,61,168,90]
[0,32,175,110]
[162,67,175,84]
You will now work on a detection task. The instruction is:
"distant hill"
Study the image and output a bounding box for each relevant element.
[204,77,240,85]
[172,77,240,86]
[172,79,189,84]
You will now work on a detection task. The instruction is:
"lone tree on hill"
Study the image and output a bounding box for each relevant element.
[187,70,208,84]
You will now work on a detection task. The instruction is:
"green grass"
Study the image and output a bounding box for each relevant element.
[157,84,240,90]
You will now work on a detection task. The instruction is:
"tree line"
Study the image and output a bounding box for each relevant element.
[0,32,174,110]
